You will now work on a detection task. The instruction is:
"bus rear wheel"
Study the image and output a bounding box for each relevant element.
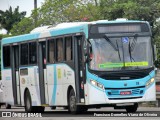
[125,103,138,113]
[24,90,34,112]
[81,106,88,112]
[24,90,39,113]
[24,90,45,113]
[68,89,80,114]
[5,104,11,109]
[36,106,45,113]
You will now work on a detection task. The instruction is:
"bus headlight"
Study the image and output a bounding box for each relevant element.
[90,79,104,90]
[146,78,155,88]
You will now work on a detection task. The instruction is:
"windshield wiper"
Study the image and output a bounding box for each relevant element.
[128,39,135,62]
[130,34,138,51]
[103,35,117,51]
[104,35,121,61]
[128,34,138,62]
[116,39,121,61]
[128,34,140,69]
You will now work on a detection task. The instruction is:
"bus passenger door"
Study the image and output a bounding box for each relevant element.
[11,45,21,105]
[38,41,49,105]
[74,35,85,103]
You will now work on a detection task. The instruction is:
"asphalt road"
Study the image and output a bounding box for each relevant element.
[0,106,160,120]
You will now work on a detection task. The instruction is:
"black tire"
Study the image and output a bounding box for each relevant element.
[24,90,45,113]
[36,106,45,113]
[24,90,34,112]
[6,104,11,109]
[68,89,80,114]
[51,106,56,110]
[63,106,68,109]
[81,106,88,112]
[126,103,138,113]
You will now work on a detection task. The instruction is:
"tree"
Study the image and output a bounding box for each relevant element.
[31,0,100,26]
[10,0,101,36]
[0,34,12,40]
[10,17,35,36]
[0,6,26,34]
[10,0,160,40]
[99,0,160,26]
[99,1,160,42]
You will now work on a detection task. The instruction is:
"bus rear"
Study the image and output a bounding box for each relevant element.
[85,20,156,112]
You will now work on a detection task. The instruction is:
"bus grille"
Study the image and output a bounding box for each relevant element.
[89,67,153,80]
[102,73,146,80]
[106,87,145,99]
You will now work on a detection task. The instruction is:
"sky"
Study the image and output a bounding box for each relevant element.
[0,0,45,34]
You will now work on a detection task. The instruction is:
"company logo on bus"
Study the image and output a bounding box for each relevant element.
[124,83,127,86]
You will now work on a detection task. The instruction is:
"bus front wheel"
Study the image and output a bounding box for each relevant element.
[68,89,80,114]
[125,103,138,113]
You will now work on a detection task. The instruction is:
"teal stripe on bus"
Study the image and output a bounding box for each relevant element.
[49,25,89,39]
[51,65,57,105]
[1,33,40,45]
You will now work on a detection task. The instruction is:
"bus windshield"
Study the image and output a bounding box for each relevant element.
[89,36,153,71]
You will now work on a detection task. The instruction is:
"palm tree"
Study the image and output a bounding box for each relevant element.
[0,6,26,34]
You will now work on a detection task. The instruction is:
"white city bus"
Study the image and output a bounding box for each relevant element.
[1,19,156,113]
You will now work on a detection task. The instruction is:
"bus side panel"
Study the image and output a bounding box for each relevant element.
[47,64,76,106]
[85,81,106,105]
[144,82,156,101]
[0,80,4,103]
[2,69,14,105]
[56,64,76,106]
[63,65,76,106]
[20,86,41,106]
[29,67,41,106]
[20,86,26,106]
[46,65,54,105]
[55,65,64,105]
[84,83,89,105]
[20,67,41,106]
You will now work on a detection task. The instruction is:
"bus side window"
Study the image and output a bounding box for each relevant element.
[65,36,72,61]
[48,39,55,63]
[29,42,37,64]
[3,46,11,68]
[20,43,29,65]
[56,38,63,62]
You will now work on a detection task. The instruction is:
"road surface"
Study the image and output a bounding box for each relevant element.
[0,106,160,120]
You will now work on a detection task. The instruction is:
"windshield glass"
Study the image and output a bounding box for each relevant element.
[89,36,153,71]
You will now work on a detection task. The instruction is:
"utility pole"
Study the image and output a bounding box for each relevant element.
[34,0,37,27]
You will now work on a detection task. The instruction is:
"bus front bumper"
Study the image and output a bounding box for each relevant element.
[87,82,156,105]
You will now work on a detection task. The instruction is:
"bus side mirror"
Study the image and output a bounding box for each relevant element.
[84,41,92,63]
[85,53,89,63]
[84,53,93,63]
[154,60,160,68]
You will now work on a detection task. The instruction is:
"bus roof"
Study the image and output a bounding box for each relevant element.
[1,19,148,45]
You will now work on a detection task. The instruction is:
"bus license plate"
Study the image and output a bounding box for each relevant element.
[120,91,132,95]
